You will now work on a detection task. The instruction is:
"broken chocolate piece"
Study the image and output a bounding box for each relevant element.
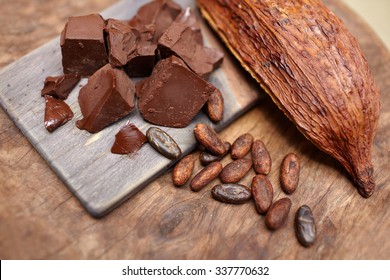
[77,64,135,133]
[111,121,147,154]
[44,95,74,132]
[175,7,203,45]
[158,9,224,79]
[138,56,215,128]
[60,14,108,76]
[41,74,80,99]
[124,43,157,77]
[105,19,139,67]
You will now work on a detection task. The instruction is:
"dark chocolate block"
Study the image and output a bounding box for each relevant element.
[60,14,108,76]
[111,121,147,154]
[41,74,80,100]
[44,96,74,132]
[105,19,139,67]
[77,64,135,133]
[138,56,215,128]
[124,43,157,77]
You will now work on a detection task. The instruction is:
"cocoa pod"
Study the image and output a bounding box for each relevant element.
[219,158,252,183]
[265,197,292,230]
[231,133,254,159]
[251,175,274,215]
[194,123,227,156]
[251,139,272,175]
[280,153,300,194]
[207,88,224,122]
[197,0,380,197]
[190,161,222,192]
[172,154,195,186]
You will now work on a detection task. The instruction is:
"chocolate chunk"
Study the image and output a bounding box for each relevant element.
[41,74,80,100]
[128,0,182,43]
[105,19,139,67]
[138,56,215,128]
[146,127,182,159]
[175,7,203,45]
[60,14,108,76]
[76,64,135,133]
[124,43,157,77]
[111,121,147,154]
[44,95,73,132]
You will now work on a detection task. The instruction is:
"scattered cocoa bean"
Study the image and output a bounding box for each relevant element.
[265,197,292,230]
[295,205,316,247]
[199,142,231,166]
[231,133,254,159]
[251,175,273,215]
[211,184,252,204]
[251,139,271,175]
[280,153,300,194]
[172,154,195,186]
[194,123,227,156]
[207,88,224,122]
[146,127,182,159]
[219,158,252,183]
[190,161,222,192]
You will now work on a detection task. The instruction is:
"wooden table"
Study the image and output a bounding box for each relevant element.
[1,0,389,259]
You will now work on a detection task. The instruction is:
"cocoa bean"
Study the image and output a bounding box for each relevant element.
[211,184,252,204]
[295,205,316,247]
[251,139,271,175]
[207,88,224,122]
[265,197,292,230]
[146,127,182,159]
[219,158,252,183]
[231,133,254,159]
[194,123,227,156]
[172,154,195,186]
[199,142,231,166]
[251,175,273,215]
[280,153,300,194]
[190,161,222,192]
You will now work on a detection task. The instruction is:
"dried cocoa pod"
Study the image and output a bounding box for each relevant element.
[251,139,272,175]
[190,161,222,192]
[194,123,227,156]
[219,158,252,183]
[251,175,274,215]
[280,153,300,194]
[199,141,231,166]
[207,88,224,122]
[197,0,380,197]
[231,133,254,159]
[172,154,195,186]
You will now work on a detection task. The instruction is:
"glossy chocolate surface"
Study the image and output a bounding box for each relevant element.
[44,95,74,132]
[41,74,80,100]
[111,122,147,154]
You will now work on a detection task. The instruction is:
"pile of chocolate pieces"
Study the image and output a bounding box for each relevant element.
[41,0,224,156]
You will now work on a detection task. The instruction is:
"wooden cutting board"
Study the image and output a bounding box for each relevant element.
[0,0,260,218]
[0,0,389,259]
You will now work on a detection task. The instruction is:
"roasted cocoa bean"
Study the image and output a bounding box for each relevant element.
[146,127,182,159]
[194,123,227,156]
[211,184,252,204]
[231,133,254,159]
[251,175,273,215]
[280,153,300,194]
[251,139,272,175]
[190,161,222,192]
[199,142,231,166]
[295,205,316,247]
[207,88,224,122]
[219,158,252,183]
[172,154,195,186]
[265,197,292,230]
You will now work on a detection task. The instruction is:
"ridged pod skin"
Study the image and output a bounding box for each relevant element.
[197,0,380,197]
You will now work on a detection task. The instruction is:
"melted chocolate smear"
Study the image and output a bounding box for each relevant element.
[44,96,74,132]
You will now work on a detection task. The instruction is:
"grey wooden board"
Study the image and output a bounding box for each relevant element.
[0,0,261,218]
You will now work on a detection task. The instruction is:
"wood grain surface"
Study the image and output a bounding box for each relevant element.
[0,0,389,259]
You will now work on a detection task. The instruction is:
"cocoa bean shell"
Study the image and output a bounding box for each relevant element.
[219,158,252,183]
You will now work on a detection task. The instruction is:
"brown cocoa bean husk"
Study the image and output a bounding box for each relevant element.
[207,88,224,122]
[251,139,272,175]
[190,161,222,192]
[199,141,231,166]
[295,205,316,247]
[231,133,254,159]
[211,183,252,204]
[265,197,292,230]
[172,154,195,186]
[197,0,380,197]
[194,123,227,156]
[251,175,274,215]
[280,153,300,194]
[219,158,252,183]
